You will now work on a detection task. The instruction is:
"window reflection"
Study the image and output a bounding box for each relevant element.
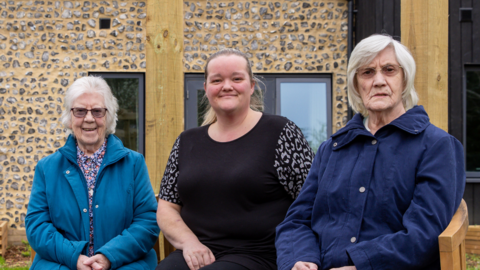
[466,71,480,172]
[279,82,328,152]
[105,78,140,152]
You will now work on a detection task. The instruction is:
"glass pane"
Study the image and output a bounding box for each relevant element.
[279,82,328,152]
[466,71,480,172]
[105,78,140,152]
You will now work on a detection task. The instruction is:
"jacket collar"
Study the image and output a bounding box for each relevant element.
[59,134,129,165]
[331,105,430,149]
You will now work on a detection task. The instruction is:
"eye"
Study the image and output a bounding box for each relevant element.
[362,69,374,75]
[383,65,397,74]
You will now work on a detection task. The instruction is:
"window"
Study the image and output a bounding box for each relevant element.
[185,73,332,151]
[89,72,145,155]
[466,67,480,180]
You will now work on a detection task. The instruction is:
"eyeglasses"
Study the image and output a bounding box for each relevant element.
[356,64,403,79]
[71,108,107,118]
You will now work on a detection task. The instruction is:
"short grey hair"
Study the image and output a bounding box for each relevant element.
[60,76,119,136]
[347,34,419,116]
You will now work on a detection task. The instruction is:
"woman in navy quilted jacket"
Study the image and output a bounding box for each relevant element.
[276,34,466,270]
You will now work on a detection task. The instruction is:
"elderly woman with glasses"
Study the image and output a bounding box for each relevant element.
[26,76,160,270]
[275,34,466,270]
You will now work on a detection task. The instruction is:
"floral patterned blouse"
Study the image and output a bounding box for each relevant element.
[76,139,107,256]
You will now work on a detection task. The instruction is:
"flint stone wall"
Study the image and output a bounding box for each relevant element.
[0,0,146,235]
[182,0,349,132]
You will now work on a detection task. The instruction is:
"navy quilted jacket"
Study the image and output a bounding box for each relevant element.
[276,106,465,270]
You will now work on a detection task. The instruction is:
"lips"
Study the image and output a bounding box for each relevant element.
[82,128,97,131]
[372,93,389,97]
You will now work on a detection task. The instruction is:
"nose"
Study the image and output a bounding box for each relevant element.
[372,71,387,87]
[222,80,233,90]
[83,110,95,122]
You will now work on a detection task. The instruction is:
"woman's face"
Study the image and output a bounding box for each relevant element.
[69,92,107,153]
[356,46,405,116]
[204,55,255,116]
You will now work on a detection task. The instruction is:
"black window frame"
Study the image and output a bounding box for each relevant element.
[88,72,146,156]
[184,73,332,140]
[464,65,480,182]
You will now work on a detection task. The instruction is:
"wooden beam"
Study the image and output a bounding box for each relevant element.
[146,0,184,193]
[401,0,448,131]
[146,0,184,260]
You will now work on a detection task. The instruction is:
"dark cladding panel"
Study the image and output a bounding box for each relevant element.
[354,0,401,44]
[449,0,463,142]
[473,1,480,62]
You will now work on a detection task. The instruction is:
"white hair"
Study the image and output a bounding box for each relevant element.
[60,76,119,136]
[347,34,419,116]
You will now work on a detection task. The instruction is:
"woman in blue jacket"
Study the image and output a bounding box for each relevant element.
[26,76,160,270]
[275,34,466,270]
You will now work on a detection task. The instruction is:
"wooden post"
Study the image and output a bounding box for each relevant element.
[0,221,7,257]
[401,0,449,131]
[146,0,184,260]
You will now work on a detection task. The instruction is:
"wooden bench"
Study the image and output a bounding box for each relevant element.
[29,199,470,268]
[439,199,468,270]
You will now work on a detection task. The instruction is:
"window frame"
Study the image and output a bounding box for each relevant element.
[275,76,332,139]
[88,72,146,155]
[184,73,332,139]
[464,65,480,182]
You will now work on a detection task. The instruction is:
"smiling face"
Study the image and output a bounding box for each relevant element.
[356,46,406,117]
[69,91,107,154]
[204,54,255,116]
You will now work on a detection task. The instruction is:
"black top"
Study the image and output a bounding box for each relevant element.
[159,114,314,270]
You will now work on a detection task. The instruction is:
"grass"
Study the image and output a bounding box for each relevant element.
[0,256,29,270]
[467,253,480,270]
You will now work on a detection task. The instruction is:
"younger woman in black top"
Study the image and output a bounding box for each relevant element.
[156,49,314,270]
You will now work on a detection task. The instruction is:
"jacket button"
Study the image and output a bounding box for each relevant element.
[359,187,366,193]
[95,205,99,208]
[333,142,338,147]
[66,170,70,174]
[371,139,377,145]
[83,208,87,213]
[351,237,356,243]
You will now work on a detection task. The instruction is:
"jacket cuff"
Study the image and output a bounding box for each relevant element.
[68,241,88,270]
[96,248,117,269]
[346,246,373,270]
[278,256,321,270]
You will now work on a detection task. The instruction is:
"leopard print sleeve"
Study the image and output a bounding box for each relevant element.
[274,121,315,199]
[159,137,182,205]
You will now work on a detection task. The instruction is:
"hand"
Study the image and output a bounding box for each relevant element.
[182,240,215,270]
[330,267,357,270]
[292,261,318,270]
[77,255,91,270]
[83,254,112,270]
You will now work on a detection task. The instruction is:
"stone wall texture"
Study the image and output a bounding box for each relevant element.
[0,0,349,239]
[0,0,146,234]
[182,0,349,132]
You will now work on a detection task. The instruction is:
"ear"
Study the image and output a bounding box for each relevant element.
[204,82,207,92]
